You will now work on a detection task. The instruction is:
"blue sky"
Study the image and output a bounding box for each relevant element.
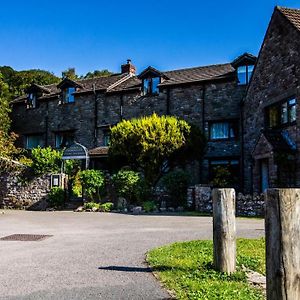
[0,0,299,76]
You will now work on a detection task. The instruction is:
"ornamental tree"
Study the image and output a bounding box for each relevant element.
[109,114,206,187]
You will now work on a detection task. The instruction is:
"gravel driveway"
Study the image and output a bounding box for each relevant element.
[0,211,264,300]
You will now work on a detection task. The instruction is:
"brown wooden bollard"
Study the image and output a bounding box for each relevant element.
[212,188,236,274]
[265,189,300,300]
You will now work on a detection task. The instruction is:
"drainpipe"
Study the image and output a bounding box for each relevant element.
[93,84,98,147]
[45,100,49,146]
[120,94,124,121]
[200,84,206,183]
[166,87,170,115]
[240,99,245,192]
[202,84,206,133]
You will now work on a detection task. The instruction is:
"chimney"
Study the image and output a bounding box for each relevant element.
[121,59,136,75]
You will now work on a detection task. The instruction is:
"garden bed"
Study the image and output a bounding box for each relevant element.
[147,238,265,300]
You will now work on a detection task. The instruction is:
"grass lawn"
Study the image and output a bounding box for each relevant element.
[147,238,265,300]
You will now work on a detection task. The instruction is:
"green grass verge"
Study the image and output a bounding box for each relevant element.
[147,238,265,300]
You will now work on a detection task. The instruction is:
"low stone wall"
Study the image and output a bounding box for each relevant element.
[0,171,51,210]
[187,185,265,217]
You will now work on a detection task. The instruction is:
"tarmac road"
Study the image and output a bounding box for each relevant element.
[0,210,264,299]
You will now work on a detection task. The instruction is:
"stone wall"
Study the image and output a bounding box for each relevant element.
[11,70,246,187]
[187,185,265,216]
[0,172,51,210]
[243,8,300,193]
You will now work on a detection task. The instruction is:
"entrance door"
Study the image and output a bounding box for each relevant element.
[261,159,269,192]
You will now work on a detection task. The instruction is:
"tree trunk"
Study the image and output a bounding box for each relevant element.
[212,188,236,274]
[265,188,300,300]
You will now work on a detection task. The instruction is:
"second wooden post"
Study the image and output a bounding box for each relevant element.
[212,188,236,274]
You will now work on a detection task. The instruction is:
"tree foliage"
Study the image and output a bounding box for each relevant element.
[109,114,203,187]
[0,72,19,158]
[0,66,60,97]
[30,146,62,175]
[111,170,142,203]
[79,169,105,201]
[62,67,78,80]
[82,69,113,79]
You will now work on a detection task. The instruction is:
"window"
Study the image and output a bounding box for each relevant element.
[55,132,75,148]
[27,93,37,109]
[103,132,110,146]
[209,159,240,187]
[237,65,254,85]
[62,87,75,103]
[209,121,238,140]
[266,98,296,129]
[142,77,160,95]
[26,134,44,149]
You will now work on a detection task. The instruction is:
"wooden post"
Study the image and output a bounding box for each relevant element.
[265,189,300,300]
[212,188,236,274]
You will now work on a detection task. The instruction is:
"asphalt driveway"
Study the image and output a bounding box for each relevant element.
[0,211,264,300]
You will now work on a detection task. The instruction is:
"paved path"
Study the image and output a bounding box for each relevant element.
[0,211,264,300]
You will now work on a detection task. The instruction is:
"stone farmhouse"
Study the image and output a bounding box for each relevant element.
[10,6,300,194]
[243,6,300,193]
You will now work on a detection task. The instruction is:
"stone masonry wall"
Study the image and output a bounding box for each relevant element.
[243,9,300,193]
[0,172,51,210]
[187,185,264,216]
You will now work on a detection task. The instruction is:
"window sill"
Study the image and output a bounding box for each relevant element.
[209,138,239,142]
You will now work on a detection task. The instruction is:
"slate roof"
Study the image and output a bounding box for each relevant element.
[88,146,109,157]
[160,63,235,86]
[12,54,254,102]
[264,130,296,153]
[12,73,129,103]
[277,6,300,31]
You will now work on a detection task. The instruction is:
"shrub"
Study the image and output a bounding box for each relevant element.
[83,201,100,210]
[72,171,82,197]
[109,114,194,187]
[100,202,114,212]
[48,187,65,208]
[111,170,142,204]
[83,201,113,212]
[211,166,232,188]
[142,201,156,213]
[162,170,190,207]
[79,169,105,201]
[31,146,62,175]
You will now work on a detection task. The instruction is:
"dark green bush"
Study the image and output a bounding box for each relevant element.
[211,166,232,188]
[142,201,156,213]
[112,170,142,204]
[162,170,190,207]
[47,187,65,208]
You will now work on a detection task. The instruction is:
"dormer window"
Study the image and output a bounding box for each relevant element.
[143,77,160,95]
[62,87,75,103]
[27,93,37,109]
[237,65,254,85]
